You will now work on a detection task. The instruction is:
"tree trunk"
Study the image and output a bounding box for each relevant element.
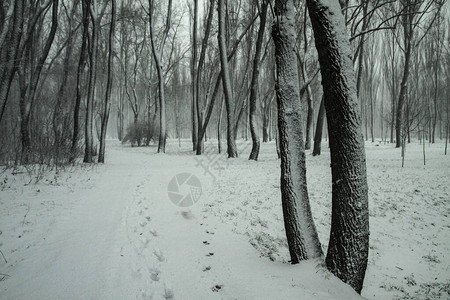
[19,0,59,163]
[218,95,224,154]
[195,0,215,155]
[98,0,116,163]
[218,0,237,158]
[148,0,172,154]
[0,0,24,124]
[83,0,98,163]
[71,0,90,161]
[307,0,369,293]
[191,0,198,152]
[53,1,77,163]
[248,1,268,160]
[272,0,323,263]
[312,96,325,156]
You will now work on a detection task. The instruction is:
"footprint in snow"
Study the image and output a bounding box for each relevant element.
[203,241,210,245]
[163,287,175,300]
[211,284,223,292]
[202,266,211,272]
[149,229,158,237]
[153,249,165,262]
[145,216,152,222]
[149,268,160,281]
[181,211,193,219]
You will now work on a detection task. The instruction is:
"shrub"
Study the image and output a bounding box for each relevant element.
[122,120,159,147]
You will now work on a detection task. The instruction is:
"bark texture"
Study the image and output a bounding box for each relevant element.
[272,0,323,263]
[307,0,369,293]
[312,96,325,156]
[98,0,116,163]
[248,1,268,160]
[218,0,238,158]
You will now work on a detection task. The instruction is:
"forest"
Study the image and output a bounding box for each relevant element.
[0,0,449,299]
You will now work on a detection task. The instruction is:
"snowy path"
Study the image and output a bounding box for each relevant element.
[1,141,360,300]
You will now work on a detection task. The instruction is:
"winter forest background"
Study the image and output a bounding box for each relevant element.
[0,0,449,299]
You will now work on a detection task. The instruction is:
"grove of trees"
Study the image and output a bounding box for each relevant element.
[0,0,448,294]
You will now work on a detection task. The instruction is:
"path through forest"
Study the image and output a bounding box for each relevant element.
[0,141,361,299]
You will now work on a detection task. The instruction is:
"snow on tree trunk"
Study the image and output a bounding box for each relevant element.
[272,0,323,263]
[306,0,369,293]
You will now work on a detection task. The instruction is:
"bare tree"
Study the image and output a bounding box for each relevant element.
[307,0,369,293]
[218,0,238,157]
[272,0,323,263]
[147,0,173,153]
[0,0,24,124]
[248,0,268,160]
[17,0,59,163]
[98,0,116,163]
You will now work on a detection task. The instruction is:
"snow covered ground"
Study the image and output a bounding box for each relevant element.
[0,139,448,299]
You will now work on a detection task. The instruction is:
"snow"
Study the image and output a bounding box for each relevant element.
[1,139,449,299]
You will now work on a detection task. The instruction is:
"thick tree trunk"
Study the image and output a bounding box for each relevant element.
[307,0,369,293]
[98,0,115,163]
[312,96,325,156]
[272,0,323,263]
[248,1,268,160]
[218,0,237,158]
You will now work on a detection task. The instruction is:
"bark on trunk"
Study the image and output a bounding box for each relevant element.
[71,0,90,161]
[83,0,98,163]
[191,0,198,152]
[19,0,59,163]
[312,96,325,156]
[272,0,323,263]
[248,1,268,160]
[148,0,172,153]
[218,0,237,158]
[307,0,369,293]
[195,0,215,155]
[98,0,116,163]
[0,0,24,124]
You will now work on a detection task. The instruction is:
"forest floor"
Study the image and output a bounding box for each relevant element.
[0,139,449,299]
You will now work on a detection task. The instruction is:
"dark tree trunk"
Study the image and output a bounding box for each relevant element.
[83,0,98,163]
[19,0,59,163]
[218,0,237,158]
[312,96,325,156]
[53,1,78,163]
[248,1,268,160]
[71,0,90,161]
[195,0,215,155]
[98,0,116,163]
[272,0,323,263]
[191,0,198,152]
[307,0,369,294]
[0,0,24,124]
